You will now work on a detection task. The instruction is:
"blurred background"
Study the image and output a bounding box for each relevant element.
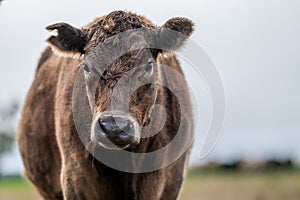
[0,0,299,199]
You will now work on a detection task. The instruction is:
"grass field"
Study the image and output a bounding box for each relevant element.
[181,168,300,200]
[0,177,38,200]
[0,168,299,200]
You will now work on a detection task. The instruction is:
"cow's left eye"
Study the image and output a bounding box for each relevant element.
[145,61,154,73]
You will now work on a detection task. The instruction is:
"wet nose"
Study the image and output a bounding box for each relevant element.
[98,116,138,147]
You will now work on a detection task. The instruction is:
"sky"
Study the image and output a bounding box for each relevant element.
[0,0,300,174]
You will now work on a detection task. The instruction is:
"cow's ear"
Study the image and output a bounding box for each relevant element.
[46,22,87,56]
[158,17,194,51]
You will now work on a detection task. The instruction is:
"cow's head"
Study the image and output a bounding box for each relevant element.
[47,11,194,150]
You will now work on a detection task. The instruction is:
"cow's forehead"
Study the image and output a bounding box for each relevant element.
[86,27,156,53]
[84,29,154,70]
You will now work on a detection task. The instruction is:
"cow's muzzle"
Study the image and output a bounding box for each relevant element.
[91,113,140,149]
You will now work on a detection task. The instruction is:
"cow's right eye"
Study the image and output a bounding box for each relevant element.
[83,64,90,73]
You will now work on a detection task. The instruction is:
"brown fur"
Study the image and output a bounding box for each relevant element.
[17,11,194,200]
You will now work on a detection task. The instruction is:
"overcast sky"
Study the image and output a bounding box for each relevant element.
[0,0,300,173]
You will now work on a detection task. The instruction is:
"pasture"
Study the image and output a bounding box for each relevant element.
[1,167,299,200]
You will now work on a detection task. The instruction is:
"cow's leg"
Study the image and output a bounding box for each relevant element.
[126,169,182,200]
[159,154,190,200]
[121,170,167,200]
[58,142,122,199]
[60,152,103,199]
[55,114,121,200]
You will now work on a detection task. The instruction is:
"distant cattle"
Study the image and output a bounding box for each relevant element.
[17,11,194,200]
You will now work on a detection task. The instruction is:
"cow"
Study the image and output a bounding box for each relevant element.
[17,10,194,200]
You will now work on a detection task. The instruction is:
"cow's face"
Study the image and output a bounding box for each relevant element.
[46,11,193,149]
[84,46,159,149]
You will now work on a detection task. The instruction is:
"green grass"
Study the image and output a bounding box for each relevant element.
[0,177,37,200]
[0,168,300,200]
[0,177,32,191]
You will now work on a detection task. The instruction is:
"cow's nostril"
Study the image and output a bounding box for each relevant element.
[98,116,132,135]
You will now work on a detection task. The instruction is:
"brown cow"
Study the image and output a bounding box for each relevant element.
[17,11,194,200]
